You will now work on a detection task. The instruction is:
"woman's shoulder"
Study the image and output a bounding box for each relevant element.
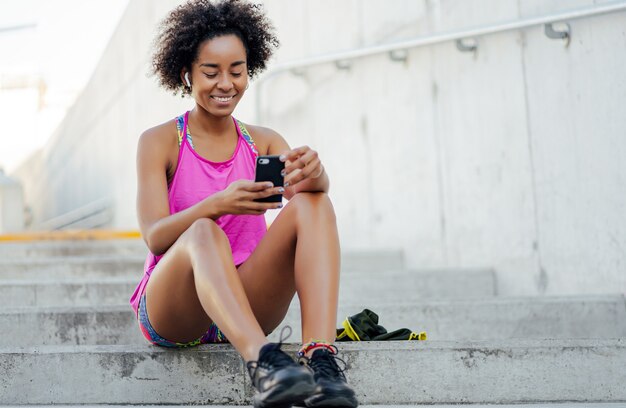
[239,122,287,155]
[243,122,282,141]
[138,118,179,153]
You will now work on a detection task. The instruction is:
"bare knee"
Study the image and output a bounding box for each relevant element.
[288,192,336,222]
[181,218,229,250]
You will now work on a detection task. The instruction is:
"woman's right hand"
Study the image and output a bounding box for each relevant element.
[213,180,284,216]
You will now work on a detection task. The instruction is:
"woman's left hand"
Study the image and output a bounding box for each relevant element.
[280,146,324,187]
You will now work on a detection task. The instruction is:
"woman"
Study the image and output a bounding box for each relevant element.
[129,1,357,407]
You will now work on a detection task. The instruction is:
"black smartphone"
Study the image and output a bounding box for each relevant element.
[254,155,285,203]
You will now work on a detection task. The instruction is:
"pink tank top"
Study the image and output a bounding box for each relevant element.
[129,111,267,315]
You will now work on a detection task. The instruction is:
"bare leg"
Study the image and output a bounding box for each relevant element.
[237,192,340,344]
[144,218,266,361]
[144,192,340,361]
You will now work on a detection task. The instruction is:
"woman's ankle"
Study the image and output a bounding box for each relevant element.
[298,340,335,359]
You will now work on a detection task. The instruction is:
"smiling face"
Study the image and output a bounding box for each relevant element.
[183,34,249,117]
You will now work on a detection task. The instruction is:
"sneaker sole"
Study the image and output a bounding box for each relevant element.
[253,368,316,408]
[304,391,359,408]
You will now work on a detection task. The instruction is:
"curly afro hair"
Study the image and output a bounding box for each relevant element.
[151,0,279,96]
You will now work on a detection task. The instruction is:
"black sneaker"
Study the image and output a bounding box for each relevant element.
[299,347,358,408]
[247,342,316,408]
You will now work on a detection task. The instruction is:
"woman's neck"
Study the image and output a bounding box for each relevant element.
[188,107,233,139]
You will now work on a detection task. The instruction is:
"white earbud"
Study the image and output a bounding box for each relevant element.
[184,72,191,87]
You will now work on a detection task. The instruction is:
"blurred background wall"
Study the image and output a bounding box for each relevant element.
[10,0,626,296]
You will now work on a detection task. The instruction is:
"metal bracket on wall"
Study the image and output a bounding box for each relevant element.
[388,49,408,63]
[456,38,478,53]
[334,60,352,70]
[544,22,571,47]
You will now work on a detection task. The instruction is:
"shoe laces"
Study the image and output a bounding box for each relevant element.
[303,345,347,381]
[246,326,294,379]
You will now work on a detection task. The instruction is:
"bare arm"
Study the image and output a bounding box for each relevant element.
[136,126,218,255]
[136,125,282,255]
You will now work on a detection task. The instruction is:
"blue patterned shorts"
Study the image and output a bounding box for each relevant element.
[137,293,228,347]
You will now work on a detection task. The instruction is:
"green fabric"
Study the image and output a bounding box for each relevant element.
[335,308,426,341]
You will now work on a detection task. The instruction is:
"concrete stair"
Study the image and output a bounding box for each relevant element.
[1,406,624,408]
[0,240,401,270]
[0,239,147,258]
[0,247,405,276]
[1,340,624,404]
[1,239,625,405]
[2,295,625,346]
[0,268,495,308]
[1,405,624,408]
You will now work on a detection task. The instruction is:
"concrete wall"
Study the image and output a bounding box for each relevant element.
[12,0,626,296]
[0,170,24,233]
[13,0,187,229]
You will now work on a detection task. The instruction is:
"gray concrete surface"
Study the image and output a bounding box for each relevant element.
[11,0,626,298]
[2,295,625,346]
[1,340,624,405]
[2,243,624,405]
[0,267,496,304]
[2,405,625,408]
[0,245,405,271]
[275,294,626,342]
[0,256,143,279]
[0,277,137,307]
[0,239,146,258]
[338,268,496,300]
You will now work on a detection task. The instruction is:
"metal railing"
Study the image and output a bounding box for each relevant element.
[254,1,626,120]
[0,23,37,34]
[38,197,112,230]
[261,1,626,77]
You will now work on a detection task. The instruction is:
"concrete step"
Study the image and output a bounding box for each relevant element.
[0,239,147,258]
[0,256,143,279]
[0,240,405,271]
[0,268,496,308]
[2,406,625,408]
[2,295,624,346]
[274,294,626,342]
[3,405,625,408]
[1,405,624,408]
[340,268,495,300]
[0,251,407,279]
[1,339,624,404]
[0,277,137,308]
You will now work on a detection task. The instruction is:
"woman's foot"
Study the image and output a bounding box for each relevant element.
[299,347,358,408]
[247,342,316,408]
